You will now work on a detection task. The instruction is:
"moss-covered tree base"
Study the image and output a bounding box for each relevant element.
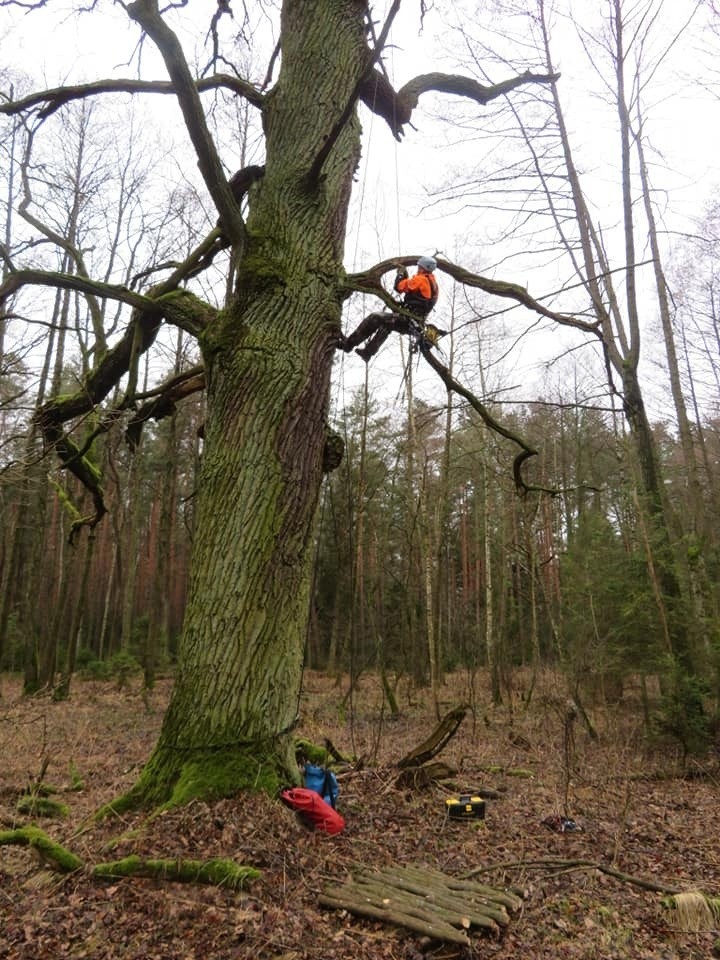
[97,743,292,819]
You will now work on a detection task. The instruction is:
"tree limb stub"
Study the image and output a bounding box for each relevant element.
[126,366,206,450]
[397,705,468,769]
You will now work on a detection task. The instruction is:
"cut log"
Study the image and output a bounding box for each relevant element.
[318,891,471,946]
[352,874,502,931]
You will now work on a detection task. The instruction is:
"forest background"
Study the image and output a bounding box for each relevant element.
[1,0,720,756]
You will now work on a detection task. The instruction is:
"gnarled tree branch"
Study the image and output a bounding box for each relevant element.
[0,75,264,120]
[344,256,600,336]
[342,255,604,494]
[126,365,206,449]
[32,289,215,534]
[361,68,560,139]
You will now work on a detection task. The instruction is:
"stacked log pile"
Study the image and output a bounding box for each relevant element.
[320,863,524,947]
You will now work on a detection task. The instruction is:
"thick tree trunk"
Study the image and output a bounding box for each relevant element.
[124,0,363,807]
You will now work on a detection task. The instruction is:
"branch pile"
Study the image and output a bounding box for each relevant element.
[319,863,524,947]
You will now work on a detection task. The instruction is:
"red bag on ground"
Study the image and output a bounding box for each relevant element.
[280,787,345,835]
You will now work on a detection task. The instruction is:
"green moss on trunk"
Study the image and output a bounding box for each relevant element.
[98,744,288,817]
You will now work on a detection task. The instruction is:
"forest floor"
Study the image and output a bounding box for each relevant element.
[1,669,719,960]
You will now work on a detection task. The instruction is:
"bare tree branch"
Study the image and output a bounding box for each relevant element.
[0,269,152,312]
[344,255,601,335]
[126,364,205,449]
[1,268,217,336]
[25,278,214,531]
[0,75,264,120]
[418,345,542,495]
[126,0,246,246]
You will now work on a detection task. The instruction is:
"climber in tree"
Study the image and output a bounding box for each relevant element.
[339,255,441,361]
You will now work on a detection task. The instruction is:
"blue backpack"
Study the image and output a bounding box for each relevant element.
[303,764,339,809]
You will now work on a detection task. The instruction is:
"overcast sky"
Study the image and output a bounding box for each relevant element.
[2,0,718,414]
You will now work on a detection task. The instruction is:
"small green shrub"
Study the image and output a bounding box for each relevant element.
[79,658,111,681]
[109,651,142,689]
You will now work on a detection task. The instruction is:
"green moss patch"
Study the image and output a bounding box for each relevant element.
[168,749,280,807]
[16,795,69,818]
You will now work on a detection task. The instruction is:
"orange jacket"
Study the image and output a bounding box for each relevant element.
[396,270,438,316]
[396,272,436,300]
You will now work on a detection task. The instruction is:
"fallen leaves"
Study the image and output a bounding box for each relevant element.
[1,671,719,959]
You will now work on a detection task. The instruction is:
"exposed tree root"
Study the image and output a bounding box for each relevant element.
[1,826,259,891]
[0,826,82,873]
[93,855,259,889]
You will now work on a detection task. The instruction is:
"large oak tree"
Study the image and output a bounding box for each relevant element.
[0,0,559,807]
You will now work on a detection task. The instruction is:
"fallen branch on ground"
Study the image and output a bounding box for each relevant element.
[0,826,82,872]
[463,857,678,893]
[1,826,259,890]
[464,857,720,932]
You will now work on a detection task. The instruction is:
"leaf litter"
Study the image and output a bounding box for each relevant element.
[1,670,719,959]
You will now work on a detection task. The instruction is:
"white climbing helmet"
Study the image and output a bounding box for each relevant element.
[417,256,437,272]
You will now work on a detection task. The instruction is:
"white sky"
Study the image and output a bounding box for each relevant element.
[2,0,718,419]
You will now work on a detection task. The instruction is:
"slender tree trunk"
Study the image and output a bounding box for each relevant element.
[483,459,500,705]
